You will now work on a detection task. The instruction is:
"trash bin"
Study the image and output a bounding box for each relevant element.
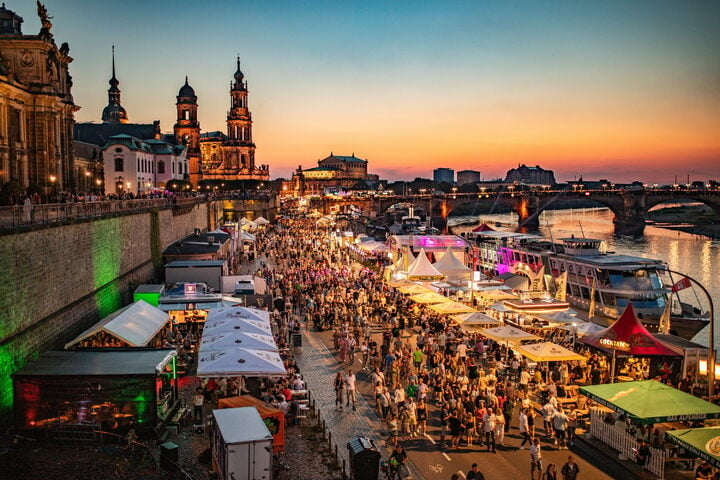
[160,441,179,472]
[347,436,380,480]
[292,333,302,348]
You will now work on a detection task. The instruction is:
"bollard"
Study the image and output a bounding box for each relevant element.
[334,444,339,468]
[328,431,332,450]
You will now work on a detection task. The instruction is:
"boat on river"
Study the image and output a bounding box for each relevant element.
[464,230,709,340]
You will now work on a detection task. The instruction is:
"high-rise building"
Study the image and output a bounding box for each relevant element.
[433,168,455,184]
[457,170,481,185]
[505,164,556,185]
[0,2,78,195]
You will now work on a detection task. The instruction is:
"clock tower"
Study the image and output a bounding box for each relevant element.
[174,77,201,185]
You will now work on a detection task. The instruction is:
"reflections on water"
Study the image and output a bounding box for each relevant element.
[449,208,720,347]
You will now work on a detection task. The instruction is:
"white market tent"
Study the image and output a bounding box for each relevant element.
[534,309,581,324]
[197,348,287,377]
[398,284,435,295]
[65,300,169,348]
[203,318,273,336]
[241,231,256,242]
[514,341,586,362]
[433,247,472,282]
[481,325,541,344]
[200,332,278,352]
[254,216,270,225]
[405,248,446,281]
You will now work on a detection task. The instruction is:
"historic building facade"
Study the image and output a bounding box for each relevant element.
[0,2,78,198]
[173,58,269,185]
[505,164,556,186]
[287,153,380,196]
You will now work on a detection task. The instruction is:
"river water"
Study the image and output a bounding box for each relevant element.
[448,208,720,348]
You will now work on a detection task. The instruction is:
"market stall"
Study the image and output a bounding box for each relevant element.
[404,248,446,282]
[427,301,476,315]
[203,318,274,337]
[13,349,178,436]
[452,311,502,329]
[480,325,541,344]
[409,292,452,304]
[218,395,285,453]
[64,300,170,349]
[200,332,278,353]
[433,247,472,283]
[398,284,435,295]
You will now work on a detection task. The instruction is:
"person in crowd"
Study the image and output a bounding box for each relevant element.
[466,463,485,480]
[560,456,580,480]
[530,438,543,480]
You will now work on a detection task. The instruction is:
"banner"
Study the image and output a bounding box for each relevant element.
[529,266,545,292]
[555,271,567,302]
[671,277,692,292]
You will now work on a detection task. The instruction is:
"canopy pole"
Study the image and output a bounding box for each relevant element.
[610,349,616,384]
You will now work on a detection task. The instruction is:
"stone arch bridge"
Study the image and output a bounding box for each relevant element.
[316,189,720,235]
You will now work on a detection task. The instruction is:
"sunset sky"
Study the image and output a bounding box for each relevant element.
[13,0,720,182]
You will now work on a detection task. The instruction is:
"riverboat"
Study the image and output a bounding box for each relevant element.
[465,230,709,340]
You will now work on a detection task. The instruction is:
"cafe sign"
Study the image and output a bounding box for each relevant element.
[600,338,630,351]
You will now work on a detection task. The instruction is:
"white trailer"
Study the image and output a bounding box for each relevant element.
[212,407,273,480]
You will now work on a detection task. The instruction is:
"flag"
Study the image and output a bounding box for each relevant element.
[529,266,545,292]
[658,301,672,335]
[555,271,567,302]
[671,277,692,292]
[588,277,597,320]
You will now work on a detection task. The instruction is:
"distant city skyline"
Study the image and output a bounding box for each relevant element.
[11,0,720,183]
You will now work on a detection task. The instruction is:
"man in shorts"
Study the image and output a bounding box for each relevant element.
[530,438,542,480]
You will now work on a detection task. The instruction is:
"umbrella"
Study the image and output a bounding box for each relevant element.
[452,311,502,327]
[580,380,720,424]
[428,302,477,315]
[514,342,586,362]
[399,284,434,295]
[203,318,273,336]
[481,325,541,344]
[666,428,720,469]
[409,292,452,304]
[197,348,287,377]
[200,332,278,352]
[560,322,606,336]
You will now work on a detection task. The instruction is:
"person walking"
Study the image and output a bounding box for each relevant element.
[530,438,543,480]
[344,369,357,410]
[334,372,345,409]
[494,406,506,446]
[193,387,204,422]
[560,456,580,480]
[519,408,531,449]
[482,409,496,453]
[553,408,569,450]
[542,463,558,480]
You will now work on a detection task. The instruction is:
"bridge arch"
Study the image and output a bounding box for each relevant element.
[644,194,720,218]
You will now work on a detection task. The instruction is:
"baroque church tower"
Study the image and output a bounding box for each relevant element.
[101,46,128,124]
[173,77,201,185]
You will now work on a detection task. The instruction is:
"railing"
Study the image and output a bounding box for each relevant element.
[589,407,666,478]
[0,197,206,231]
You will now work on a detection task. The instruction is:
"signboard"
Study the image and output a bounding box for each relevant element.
[600,338,630,351]
[184,283,197,296]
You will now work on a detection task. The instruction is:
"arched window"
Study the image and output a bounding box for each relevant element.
[158,161,165,174]
[241,154,247,167]
[183,110,189,120]
[115,157,124,172]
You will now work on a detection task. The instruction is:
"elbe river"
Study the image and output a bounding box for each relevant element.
[448,208,720,348]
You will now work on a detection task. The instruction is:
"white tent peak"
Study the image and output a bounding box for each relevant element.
[406,248,445,280]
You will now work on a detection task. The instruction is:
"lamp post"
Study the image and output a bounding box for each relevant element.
[662,268,715,399]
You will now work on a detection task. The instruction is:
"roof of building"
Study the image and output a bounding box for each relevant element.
[177,77,196,99]
[74,122,158,146]
[13,349,176,377]
[200,131,226,139]
[163,231,231,256]
[165,260,227,268]
[321,153,367,163]
[304,166,340,172]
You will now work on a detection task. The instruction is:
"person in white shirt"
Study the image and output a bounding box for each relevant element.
[530,438,542,480]
[541,401,556,438]
[519,408,531,449]
[482,410,497,452]
[553,408,570,450]
[520,369,531,393]
[344,370,357,410]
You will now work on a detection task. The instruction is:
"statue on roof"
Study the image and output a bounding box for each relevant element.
[36,1,53,39]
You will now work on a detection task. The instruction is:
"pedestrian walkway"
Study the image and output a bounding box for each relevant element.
[296,330,418,478]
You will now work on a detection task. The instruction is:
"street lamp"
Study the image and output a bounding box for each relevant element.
[663,268,715,399]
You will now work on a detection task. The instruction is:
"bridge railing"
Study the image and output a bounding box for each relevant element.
[0,197,206,231]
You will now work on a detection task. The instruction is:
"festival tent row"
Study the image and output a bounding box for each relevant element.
[405,248,445,281]
[196,306,286,378]
[433,247,472,282]
[65,300,169,349]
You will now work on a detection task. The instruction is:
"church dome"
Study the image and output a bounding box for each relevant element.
[102,103,128,124]
[178,77,196,98]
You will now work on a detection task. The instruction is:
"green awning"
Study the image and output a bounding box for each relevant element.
[580,380,720,424]
[666,428,720,469]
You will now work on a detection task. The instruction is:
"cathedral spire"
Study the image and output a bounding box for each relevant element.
[102,45,128,123]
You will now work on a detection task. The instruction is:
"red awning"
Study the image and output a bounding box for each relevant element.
[580,303,679,356]
[472,223,495,232]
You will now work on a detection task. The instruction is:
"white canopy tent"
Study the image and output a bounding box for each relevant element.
[200,332,278,352]
[65,300,169,348]
[206,306,270,324]
[481,325,541,344]
[514,341,586,362]
[452,311,502,327]
[560,321,606,336]
[197,348,287,377]
[405,248,446,281]
[433,247,472,282]
[254,216,270,225]
[203,318,273,336]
